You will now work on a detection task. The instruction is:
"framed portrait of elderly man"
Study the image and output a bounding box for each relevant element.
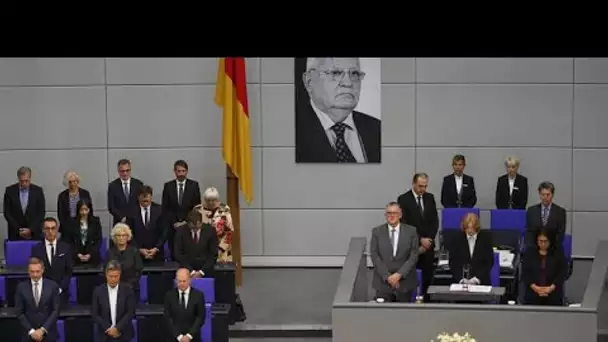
[294,57,382,163]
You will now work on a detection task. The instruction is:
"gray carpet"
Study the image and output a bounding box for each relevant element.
[236,268,340,325]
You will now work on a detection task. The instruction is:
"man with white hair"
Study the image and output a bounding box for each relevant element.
[296,57,381,163]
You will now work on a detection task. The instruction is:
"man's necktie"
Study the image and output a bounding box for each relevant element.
[193,231,199,244]
[178,183,184,206]
[542,207,549,226]
[417,196,423,215]
[390,229,396,256]
[144,207,149,227]
[123,182,129,200]
[331,122,356,163]
[50,244,55,265]
[33,282,40,306]
[181,291,186,309]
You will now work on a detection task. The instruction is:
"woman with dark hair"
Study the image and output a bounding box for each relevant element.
[521,228,567,305]
[65,198,102,266]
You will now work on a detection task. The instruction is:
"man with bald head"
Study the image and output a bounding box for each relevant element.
[296,57,381,163]
[163,268,206,342]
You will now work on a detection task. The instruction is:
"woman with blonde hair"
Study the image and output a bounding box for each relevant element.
[196,187,234,262]
[57,170,93,230]
[448,212,494,285]
[108,222,143,299]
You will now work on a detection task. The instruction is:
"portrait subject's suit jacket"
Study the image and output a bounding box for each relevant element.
[369,223,419,294]
[295,100,381,163]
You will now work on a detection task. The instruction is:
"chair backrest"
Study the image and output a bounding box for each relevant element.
[0,276,5,306]
[441,208,480,230]
[441,229,461,252]
[68,277,77,304]
[201,303,213,341]
[139,275,148,303]
[491,252,500,287]
[191,278,216,303]
[99,237,109,262]
[563,234,572,261]
[411,269,422,302]
[130,319,137,342]
[57,319,65,342]
[5,240,39,267]
[490,209,527,234]
[164,242,170,261]
[489,230,520,251]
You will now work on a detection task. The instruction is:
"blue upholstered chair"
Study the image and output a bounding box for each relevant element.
[441,208,481,230]
[5,240,38,267]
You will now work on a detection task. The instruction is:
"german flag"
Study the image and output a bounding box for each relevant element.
[215,57,253,203]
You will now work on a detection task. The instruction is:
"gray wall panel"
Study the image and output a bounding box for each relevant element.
[0,58,105,86]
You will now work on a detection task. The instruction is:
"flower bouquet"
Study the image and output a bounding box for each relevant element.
[431,332,476,342]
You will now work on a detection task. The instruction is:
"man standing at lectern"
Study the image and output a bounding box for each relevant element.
[397,173,439,301]
[370,202,419,302]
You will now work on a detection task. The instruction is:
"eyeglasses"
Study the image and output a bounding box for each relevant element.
[385,212,400,216]
[119,168,131,173]
[318,68,366,82]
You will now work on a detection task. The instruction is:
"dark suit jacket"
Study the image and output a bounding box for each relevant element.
[92,283,136,342]
[174,225,218,273]
[525,203,567,248]
[56,188,93,229]
[127,203,167,261]
[521,248,566,304]
[397,190,439,243]
[441,174,477,208]
[161,179,201,225]
[448,231,494,285]
[15,278,60,342]
[107,178,143,225]
[163,288,205,341]
[64,216,102,266]
[369,223,419,294]
[495,174,528,209]
[3,183,46,240]
[295,100,381,163]
[30,240,73,297]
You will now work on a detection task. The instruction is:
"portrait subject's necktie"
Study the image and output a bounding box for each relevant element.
[390,228,396,256]
[34,282,40,306]
[331,122,356,163]
[178,183,184,206]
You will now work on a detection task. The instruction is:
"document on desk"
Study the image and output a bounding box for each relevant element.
[498,250,514,268]
[449,284,492,293]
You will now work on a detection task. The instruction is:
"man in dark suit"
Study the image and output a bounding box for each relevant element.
[525,181,567,248]
[4,166,46,241]
[397,173,439,300]
[163,268,206,342]
[296,57,381,163]
[370,202,419,302]
[92,260,136,342]
[441,154,477,208]
[495,156,529,209]
[128,185,168,263]
[30,217,73,306]
[108,159,144,225]
[162,160,201,260]
[14,257,61,342]
[174,210,218,279]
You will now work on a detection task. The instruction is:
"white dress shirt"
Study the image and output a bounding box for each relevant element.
[122,178,131,193]
[508,176,515,195]
[45,239,56,265]
[388,224,400,257]
[108,284,119,327]
[467,233,477,257]
[29,279,45,336]
[412,191,424,211]
[455,174,463,194]
[141,205,150,225]
[176,287,193,342]
[310,100,367,163]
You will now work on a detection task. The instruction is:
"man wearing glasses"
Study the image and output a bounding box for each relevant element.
[369,202,419,302]
[108,159,144,225]
[296,57,381,163]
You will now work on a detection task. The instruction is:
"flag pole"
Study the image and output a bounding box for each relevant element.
[226,165,243,287]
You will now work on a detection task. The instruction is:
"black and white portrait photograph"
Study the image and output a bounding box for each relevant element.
[294,57,382,164]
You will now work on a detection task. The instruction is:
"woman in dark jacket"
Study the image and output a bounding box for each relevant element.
[65,198,102,266]
[108,222,143,301]
[57,170,93,232]
[521,228,567,306]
